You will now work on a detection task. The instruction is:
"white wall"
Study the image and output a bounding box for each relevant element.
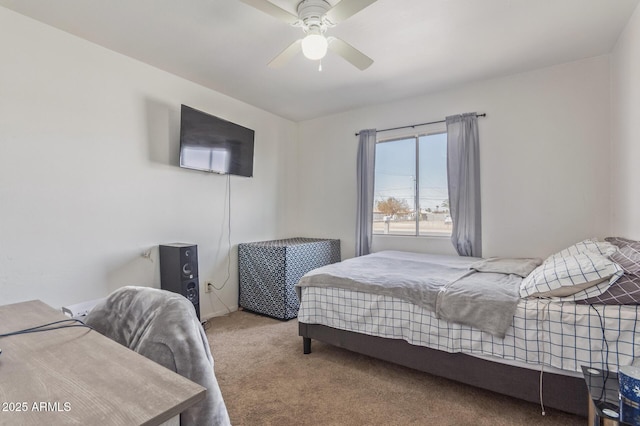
[0,8,298,318]
[297,56,612,259]
[611,3,640,240]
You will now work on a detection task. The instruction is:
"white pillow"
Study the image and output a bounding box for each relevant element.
[520,251,623,301]
[547,238,618,261]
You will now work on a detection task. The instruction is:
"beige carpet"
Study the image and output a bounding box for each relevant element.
[206,310,584,426]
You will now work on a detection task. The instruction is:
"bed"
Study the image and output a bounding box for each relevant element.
[295,238,640,417]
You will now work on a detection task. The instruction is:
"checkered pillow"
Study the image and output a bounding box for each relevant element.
[574,237,640,305]
[549,238,618,260]
[577,273,640,305]
[605,236,638,249]
[609,243,640,275]
[520,251,623,301]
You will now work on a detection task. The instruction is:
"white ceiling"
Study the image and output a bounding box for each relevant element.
[1,0,638,121]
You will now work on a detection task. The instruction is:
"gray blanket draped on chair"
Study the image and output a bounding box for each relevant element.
[85,286,231,426]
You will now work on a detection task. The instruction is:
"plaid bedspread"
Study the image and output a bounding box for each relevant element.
[298,286,640,373]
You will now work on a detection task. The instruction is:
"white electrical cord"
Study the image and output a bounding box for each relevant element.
[207,175,233,316]
[211,174,232,292]
[539,364,546,416]
[538,301,551,416]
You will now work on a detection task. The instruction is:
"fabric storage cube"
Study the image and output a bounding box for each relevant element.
[238,238,341,320]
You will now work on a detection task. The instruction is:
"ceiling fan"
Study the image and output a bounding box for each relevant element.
[238,0,377,70]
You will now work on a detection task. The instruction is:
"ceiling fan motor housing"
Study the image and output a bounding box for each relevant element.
[297,0,333,30]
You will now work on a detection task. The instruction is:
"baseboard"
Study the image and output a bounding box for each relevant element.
[201,305,239,322]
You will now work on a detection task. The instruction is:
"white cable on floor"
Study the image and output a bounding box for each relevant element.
[538,301,549,416]
[539,364,546,416]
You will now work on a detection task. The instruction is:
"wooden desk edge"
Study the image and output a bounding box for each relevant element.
[143,387,207,426]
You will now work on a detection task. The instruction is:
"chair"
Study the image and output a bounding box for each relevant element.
[85,286,230,426]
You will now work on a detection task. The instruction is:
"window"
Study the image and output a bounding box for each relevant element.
[373,131,451,236]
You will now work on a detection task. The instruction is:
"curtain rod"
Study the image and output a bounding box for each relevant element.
[355,113,486,136]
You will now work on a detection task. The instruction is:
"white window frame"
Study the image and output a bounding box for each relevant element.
[373,123,449,238]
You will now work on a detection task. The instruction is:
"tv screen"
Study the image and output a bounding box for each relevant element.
[179,105,255,177]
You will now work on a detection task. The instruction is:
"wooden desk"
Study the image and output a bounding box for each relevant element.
[0,300,205,425]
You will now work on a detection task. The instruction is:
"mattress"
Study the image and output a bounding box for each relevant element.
[298,285,640,374]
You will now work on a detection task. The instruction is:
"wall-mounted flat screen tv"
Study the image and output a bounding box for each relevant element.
[179,105,255,177]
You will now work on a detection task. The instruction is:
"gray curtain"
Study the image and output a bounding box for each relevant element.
[446,113,481,257]
[355,129,376,257]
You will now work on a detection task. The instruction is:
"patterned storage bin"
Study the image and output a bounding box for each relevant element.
[238,238,341,320]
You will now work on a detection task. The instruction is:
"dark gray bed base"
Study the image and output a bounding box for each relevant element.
[299,322,588,417]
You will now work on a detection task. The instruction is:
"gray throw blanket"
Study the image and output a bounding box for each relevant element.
[296,251,523,338]
[436,271,522,337]
[469,257,542,278]
[85,286,231,426]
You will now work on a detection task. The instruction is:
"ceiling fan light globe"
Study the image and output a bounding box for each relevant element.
[301,34,328,60]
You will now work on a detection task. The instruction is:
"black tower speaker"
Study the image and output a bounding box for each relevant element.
[159,243,200,320]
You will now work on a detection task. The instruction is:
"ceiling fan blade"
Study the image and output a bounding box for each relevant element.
[325,0,378,23]
[237,0,299,25]
[268,39,303,68]
[327,37,373,70]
